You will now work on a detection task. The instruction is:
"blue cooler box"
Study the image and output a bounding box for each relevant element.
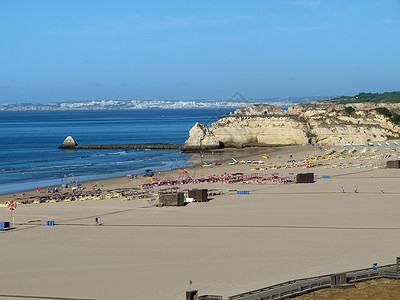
[0,222,10,230]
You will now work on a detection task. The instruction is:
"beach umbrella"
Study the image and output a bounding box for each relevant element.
[394,141,399,146]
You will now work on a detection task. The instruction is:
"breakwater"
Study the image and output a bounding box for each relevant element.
[59,143,182,150]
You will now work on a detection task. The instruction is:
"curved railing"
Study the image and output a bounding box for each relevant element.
[228,262,399,300]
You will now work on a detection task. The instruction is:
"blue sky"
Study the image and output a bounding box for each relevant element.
[1,0,400,103]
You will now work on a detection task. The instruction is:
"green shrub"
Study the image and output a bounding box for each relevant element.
[375,107,392,117]
[344,106,355,115]
[392,113,400,124]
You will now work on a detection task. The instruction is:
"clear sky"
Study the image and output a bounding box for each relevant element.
[1,0,400,103]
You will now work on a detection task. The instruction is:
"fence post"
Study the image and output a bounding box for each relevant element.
[397,257,400,273]
[331,273,347,287]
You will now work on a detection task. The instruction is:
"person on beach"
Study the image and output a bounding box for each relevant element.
[341,187,344,193]
[381,187,384,193]
[354,186,358,193]
[95,217,99,225]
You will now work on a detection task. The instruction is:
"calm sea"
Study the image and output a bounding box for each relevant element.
[0,108,235,194]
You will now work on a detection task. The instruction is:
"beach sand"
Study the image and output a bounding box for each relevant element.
[1,144,399,299]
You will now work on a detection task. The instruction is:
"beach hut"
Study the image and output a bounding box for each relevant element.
[188,189,208,202]
[159,192,185,206]
[387,160,400,168]
[296,173,314,183]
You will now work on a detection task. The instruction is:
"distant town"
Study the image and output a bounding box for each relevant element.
[0,96,332,111]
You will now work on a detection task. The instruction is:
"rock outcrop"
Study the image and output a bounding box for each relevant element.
[182,123,221,150]
[59,136,78,148]
[182,109,400,150]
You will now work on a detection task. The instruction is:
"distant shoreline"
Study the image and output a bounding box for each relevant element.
[0,96,330,111]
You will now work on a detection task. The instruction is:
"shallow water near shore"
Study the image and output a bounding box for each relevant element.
[0,108,235,194]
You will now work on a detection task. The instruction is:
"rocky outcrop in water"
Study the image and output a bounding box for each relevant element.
[59,136,78,148]
[182,109,400,150]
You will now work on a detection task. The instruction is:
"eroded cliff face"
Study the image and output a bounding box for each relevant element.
[182,109,400,150]
[183,122,221,150]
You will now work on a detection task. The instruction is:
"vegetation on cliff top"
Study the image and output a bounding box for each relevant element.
[333,91,400,103]
[375,107,400,124]
[331,91,400,124]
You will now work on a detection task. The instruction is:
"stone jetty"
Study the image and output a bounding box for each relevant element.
[58,136,182,150]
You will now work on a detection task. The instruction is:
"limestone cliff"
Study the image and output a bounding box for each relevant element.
[182,109,400,150]
[183,123,221,150]
[231,104,285,116]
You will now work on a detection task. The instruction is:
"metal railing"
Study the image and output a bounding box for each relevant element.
[228,261,400,300]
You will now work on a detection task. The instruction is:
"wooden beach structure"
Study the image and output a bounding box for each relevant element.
[296,173,314,183]
[159,192,185,206]
[387,160,400,168]
[188,189,208,202]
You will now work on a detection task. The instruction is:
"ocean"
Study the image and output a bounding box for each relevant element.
[0,108,235,194]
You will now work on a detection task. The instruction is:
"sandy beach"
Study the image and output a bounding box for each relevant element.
[0,146,277,204]
[1,143,400,299]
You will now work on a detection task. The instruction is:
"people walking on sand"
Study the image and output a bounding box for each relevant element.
[354,186,358,193]
[341,187,344,193]
[381,187,384,193]
[95,217,99,225]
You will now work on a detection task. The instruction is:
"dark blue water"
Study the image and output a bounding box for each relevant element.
[0,109,234,193]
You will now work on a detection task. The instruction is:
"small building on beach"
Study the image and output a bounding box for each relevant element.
[188,189,208,202]
[296,173,314,183]
[387,160,400,169]
[159,192,185,206]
